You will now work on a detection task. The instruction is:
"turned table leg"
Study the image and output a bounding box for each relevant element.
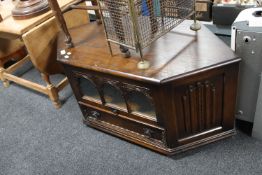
[41,73,61,109]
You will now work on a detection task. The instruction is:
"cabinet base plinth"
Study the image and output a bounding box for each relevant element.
[84,118,235,155]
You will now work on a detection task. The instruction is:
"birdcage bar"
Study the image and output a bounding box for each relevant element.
[140,10,194,49]
[97,0,114,55]
[127,0,144,58]
[107,39,136,50]
[97,0,195,66]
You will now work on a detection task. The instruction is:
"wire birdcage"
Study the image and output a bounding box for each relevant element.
[98,0,196,68]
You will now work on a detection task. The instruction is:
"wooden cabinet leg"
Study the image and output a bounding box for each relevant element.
[0,67,10,88]
[41,73,61,109]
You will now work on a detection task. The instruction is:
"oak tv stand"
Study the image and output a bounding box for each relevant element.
[57,21,241,155]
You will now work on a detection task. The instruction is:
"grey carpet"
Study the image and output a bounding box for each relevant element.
[1,55,262,174]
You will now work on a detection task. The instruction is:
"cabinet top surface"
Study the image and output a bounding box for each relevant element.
[58,20,240,84]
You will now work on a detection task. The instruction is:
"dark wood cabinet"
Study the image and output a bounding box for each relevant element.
[57,21,241,155]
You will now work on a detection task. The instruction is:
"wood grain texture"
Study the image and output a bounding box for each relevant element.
[0,38,26,67]
[22,16,62,75]
[58,20,240,84]
[59,20,241,155]
[0,0,89,108]
[0,38,24,58]
[22,3,89,75]
[174,75,224,139]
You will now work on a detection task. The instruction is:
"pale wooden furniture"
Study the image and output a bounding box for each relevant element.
[0,38,26,68]
[0,0,77,39]
[0,38,27,89]
[48,0,101,48]
[0,0,89,108]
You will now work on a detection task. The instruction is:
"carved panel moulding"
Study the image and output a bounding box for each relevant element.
[181,80,218,136]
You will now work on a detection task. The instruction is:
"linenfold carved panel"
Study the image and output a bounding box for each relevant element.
[174,75,224,139]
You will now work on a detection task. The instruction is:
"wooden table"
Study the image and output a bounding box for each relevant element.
[0,0,82,108]
[0,0,75,39]
[57,21,241,155]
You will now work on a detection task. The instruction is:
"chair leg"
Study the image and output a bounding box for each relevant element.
[41,73,61,109]
[0,66,10,88]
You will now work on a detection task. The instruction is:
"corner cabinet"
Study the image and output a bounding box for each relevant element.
[58,21,241,155]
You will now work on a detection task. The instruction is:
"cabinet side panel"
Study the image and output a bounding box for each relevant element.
[153,85,179,147]
[223,63,240,130]
[173,75,224,140]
